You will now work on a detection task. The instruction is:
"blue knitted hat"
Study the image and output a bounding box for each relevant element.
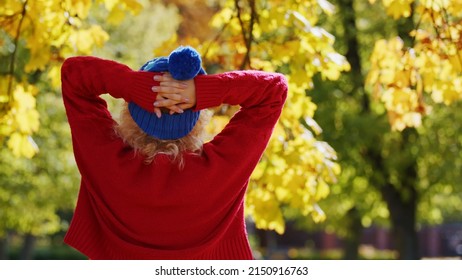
[128,46,206,140]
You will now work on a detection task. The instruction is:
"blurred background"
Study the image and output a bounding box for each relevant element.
[0,0,461,260]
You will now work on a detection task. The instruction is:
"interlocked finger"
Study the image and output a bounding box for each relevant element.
[153,107,184,117]
[154,98,183,108]
[159,92,189,103]
[154,96,184,114]
[152,85,179,94]
[153,73,173,82]
[159,81,188,89]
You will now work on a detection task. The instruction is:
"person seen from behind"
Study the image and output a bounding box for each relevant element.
[61,46,288,259]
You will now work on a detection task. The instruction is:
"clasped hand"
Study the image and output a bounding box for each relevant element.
[152,73,196,118]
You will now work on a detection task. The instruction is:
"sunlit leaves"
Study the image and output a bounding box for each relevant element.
[0,91,81,237]
[366,0,462,130]
[68,25,110,54]
[105,0,143,24]
[367,37,424,130]
[6,133,38,159]
[0,0,143,158]
[376,0,414,19]
[245,126,340,232]
[0,83,39,158]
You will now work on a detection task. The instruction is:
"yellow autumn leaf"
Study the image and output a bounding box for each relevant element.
[420,0,450,11]
[382,0,413,19]
[47,65,62,89]
[102,0,119,10]
[89,25,110,47]
[311,203,326,223]
[69,29,92,54]
[69,25,109,54]
[246,187,285,234]
[14,110,40,134]
[25,45,52,72]
[121,0,143,13]
[251,161,267,181]
[315,179,330,201]
[70,0,92,18]
[7,132,39,158]
[210,7,234,29]
[107,4,126,25]
[12,84,37,110]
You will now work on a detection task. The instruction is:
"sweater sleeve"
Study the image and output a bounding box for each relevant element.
[187,71,288,198]
[61,56,158,122]
[194,70,287,113]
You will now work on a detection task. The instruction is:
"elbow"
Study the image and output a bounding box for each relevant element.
[61,57,82,93]
[61,58,73,83]
[272,73,288,104]
[61,57,78,78]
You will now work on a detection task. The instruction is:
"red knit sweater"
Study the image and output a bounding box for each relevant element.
[61,56,287,260]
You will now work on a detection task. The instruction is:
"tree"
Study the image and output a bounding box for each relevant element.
[156,0,350,236]
[302,0,462,259]
[366,0,462,259]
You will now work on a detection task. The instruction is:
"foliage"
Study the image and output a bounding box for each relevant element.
[92,1,181,68]
[0,0,143,158]
[297,0,462,260]
[157,0,350,234]
[367,0,462,130]
[0,89,80,237]
[415,102,462,224]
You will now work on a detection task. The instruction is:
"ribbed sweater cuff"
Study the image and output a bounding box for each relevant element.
[125,71,159,112]
[194,75,225,111]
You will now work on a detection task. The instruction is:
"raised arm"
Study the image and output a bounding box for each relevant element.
[61,56,157,121]
[155,70,288,211]
[180,71,288,189]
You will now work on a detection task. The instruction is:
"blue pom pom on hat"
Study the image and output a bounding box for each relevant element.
[128,46,206,140]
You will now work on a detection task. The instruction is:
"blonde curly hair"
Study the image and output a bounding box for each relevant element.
[114,103,210,167]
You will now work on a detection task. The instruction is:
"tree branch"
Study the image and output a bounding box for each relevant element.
[6,0,28,108]
[242,0,256,69]
[234,0,257,70]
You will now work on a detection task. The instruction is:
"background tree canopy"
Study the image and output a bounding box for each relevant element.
[0,0,461,260]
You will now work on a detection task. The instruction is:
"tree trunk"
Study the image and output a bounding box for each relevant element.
[367,153,420,259]
[342,207,362,259]
[389,10,420,259]
[381,182,420,259]
[335,0,367,259]
[0,232,11,260]
[371,128,420,259]
[332,0,421,260]
[19,234,36,260]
